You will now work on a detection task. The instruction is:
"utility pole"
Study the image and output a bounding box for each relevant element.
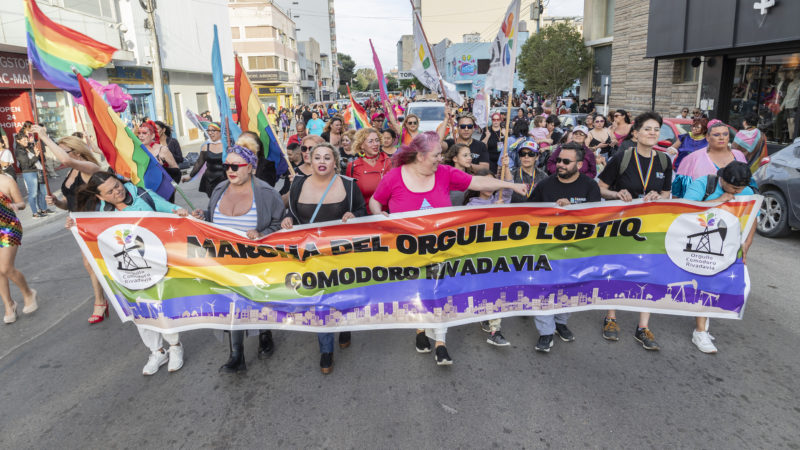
[140,0,166,121]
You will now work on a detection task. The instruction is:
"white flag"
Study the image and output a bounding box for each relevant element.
[411,13,464,106]
[484,0,521,92]
[473,87,488,129]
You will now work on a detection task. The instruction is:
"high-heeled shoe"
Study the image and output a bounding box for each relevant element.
[88,303,109,324]
[4,302,18,324]
[22,289,38,314]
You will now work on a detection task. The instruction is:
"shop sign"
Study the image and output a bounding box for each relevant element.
[0,52,56,90]
[107,67,169,85]
[0,91,34,140]
[257,87,287,95]
[248,71,288,82]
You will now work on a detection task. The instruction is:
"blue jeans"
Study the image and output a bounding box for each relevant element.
[318,333,334,353]
[534,313,571,335]
[22,172,47,214]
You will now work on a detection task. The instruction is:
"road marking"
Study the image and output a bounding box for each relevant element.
[0,295,92,361]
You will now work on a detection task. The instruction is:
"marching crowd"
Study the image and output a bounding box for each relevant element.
[0,93,759,377]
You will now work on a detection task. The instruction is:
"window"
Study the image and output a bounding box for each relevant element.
[477,59,490,75]
[604,0,615,37]
[658,124,676,145]
[231,27,240,39]
[196,93,209,117]
[248,56,280,70]
[283,59,288,71]
[292,62,297,74]
[673,59,700,83]
[62,0,115,19]
[245,26,273,39]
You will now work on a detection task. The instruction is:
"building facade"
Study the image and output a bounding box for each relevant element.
[0,0,234,147]
[397,35,415,72]
[297,38,321,105]
[228,0,299,109]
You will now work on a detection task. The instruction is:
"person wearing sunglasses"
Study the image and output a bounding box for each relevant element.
[370,132,528,366]
[530,142,600,353]
[442,113,490,175]
[386,112,421,146]
[282,143,366,374]
[598,112,673,351]
[191,145,284,374]
[676,108,690,119]
[183,122,226,198]
[481,113,505,175]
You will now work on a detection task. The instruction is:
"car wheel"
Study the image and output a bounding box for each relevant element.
[757,190,791,238]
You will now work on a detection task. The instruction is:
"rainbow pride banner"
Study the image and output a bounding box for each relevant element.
[70,197,761,333]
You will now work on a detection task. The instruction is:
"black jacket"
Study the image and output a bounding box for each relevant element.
[15,142,40,173]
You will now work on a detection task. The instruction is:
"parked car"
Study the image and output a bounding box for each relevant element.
[753,139,800,237]
[655,118,737,153]
[558,113,588,130]
[406,101,445,132]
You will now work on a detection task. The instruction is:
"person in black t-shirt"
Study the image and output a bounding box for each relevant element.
[531,143,601,205]
[529,143,599,353]
[481,113,505,175]
[597,111,670,352]
[442,113,490,175]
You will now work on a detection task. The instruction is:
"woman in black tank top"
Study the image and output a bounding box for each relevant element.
[33,127,109,324]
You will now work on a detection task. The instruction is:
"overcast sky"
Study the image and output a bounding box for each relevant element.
[335,0,584,70]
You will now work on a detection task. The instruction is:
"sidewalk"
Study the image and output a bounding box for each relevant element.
[14,167,71,233]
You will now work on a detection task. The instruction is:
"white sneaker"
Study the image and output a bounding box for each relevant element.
[142,350,168,375]
[692,330,718,354]
[167,345,184,372]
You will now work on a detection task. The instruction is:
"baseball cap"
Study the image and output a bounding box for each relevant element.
[572,125,589,135]
[718,161,751,187]
[515,139,539,153]
[371,112,385,120]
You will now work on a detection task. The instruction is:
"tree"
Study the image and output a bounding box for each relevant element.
[353,68,377,91]
[517,22,592,99]
[338,53,356,88]
[386,75,399,91]
[399,76,421,91]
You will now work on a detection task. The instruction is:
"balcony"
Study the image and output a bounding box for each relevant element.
[300,79,316,89]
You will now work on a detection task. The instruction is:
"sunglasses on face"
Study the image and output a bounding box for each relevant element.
[555,158,575,164]
[406,121,418,125]
[300,145,311,152]
[223,163,249,172]
[459,124,475,129]
[519,151,538,157]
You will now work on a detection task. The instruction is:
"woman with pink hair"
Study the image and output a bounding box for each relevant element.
[369,132,528,366]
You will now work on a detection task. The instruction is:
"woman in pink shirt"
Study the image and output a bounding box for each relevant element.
[370,131,527,366]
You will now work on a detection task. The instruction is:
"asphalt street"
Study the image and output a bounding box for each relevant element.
[0,177,799,449]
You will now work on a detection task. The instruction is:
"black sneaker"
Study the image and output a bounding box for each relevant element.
[415,332,431,353]
[487,330,510,346]
[535,335,554,352]
[602,318,620,341]
[32,212,44,219]
[320,352,333,374]
[338,331,351,349]
[480,321,491,333]
[554,323,575,342]
[257,330,274,360]
[44,209,55,214]
[634,327,660,351]
[434,346,452,365]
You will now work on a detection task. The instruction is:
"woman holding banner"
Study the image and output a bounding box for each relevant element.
[282,143,366,374]
[73,171,190,375]
[183,123,226,198]
[369,132,528,366]
[190,145,284,374]
[33,125,108,324]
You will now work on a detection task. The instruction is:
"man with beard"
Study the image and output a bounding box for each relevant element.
[530,142,600,353]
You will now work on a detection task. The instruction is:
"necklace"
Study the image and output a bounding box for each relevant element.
[363,152,380,160]
[519,167,535,198]
[634,149,654,192]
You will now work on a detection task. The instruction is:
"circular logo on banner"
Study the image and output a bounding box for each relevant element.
[97,225,168,289]
[665,209,740,275]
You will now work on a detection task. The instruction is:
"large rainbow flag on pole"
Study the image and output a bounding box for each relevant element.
[77,72,174,200]
[233,56,288,175]
[345,84,369,130]
[24,0,117,97]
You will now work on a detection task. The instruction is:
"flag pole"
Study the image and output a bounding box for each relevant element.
[27,58,52,195]
[235,54,295,177]
[498,7,521,202]
[171,181,195,210]
[410,2,448,104]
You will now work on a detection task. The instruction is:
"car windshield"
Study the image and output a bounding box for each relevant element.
[674,123,692,135]
[408,106,444,121]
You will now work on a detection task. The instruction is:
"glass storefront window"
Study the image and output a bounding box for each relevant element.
[591,45,612,103]
[729,53,800,143]
[34,91,69,140]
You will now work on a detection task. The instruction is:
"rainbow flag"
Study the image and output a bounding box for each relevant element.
[346,85,370,130]
[77,73,174,200]
[233,56,287,175]
[25,0,116,97]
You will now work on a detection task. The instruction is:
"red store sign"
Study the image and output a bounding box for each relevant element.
[0,51,57,90]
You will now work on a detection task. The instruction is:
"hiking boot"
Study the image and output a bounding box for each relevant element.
[602,318,620,341]
[634,327,660,351]
[535,335,554,352]
[487,330,510,346]
[554,323,575,342]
